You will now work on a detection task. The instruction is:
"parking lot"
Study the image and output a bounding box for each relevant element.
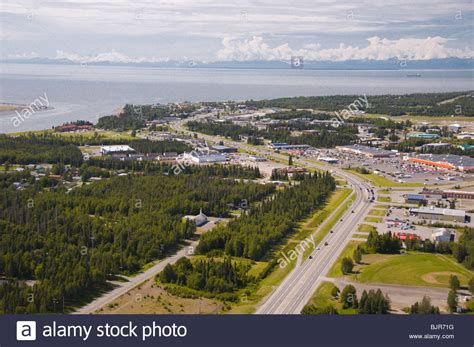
[305,148,473,186]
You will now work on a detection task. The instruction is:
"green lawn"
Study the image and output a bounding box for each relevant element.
[302,191,355,260]
[326,240,364,278]
[368,208,387,216]
[300,188,352,232]
[377,196,391,203]
[355,252,474,288]
[364,217,382,223]
[358,224,377,233]
[303,281,358,314]
[353,233,369,240]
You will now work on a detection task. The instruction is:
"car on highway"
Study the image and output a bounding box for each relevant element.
[324,242,329,246]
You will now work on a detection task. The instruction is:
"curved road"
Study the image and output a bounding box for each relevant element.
[172,117,374,314]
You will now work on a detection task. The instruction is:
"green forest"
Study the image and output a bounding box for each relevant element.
[197,172,336,260]
[0,171,275,313]
[245,92,474,117]
[187,120,358,148]
[159,257,250,295]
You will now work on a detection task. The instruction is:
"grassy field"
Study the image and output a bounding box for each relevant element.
[304,281,358,314]
[326,241,364,278]
[368,208,387,216]
[364,217,382,223]
[299,188,352,233]
[377,196,391,203]
[354,252,474,288]
[358,224,377,233]
[302,191,355,260]
[353,233,369,240]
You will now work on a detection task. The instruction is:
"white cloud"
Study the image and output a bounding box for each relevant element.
[217,36,474,61]
[54,50,169,63]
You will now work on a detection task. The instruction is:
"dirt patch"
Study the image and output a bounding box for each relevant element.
[97,277,223,314]
[421,272,465,286]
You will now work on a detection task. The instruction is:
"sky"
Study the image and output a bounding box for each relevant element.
[1,0,473,62]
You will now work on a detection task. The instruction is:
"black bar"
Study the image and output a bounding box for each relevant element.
[2,314,472,347]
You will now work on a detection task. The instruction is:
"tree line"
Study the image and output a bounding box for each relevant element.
[196,172,336,260]
[0,173,274,313]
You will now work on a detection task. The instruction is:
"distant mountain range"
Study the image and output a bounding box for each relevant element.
[1,57,473,70]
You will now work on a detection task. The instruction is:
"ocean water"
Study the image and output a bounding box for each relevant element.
[0,63,473,133]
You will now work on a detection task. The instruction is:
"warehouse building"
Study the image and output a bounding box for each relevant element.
[409,206,467,223]
[405,194,427,204]
[212,145,238,153]
[431,228,455,243]
[270,143,310,151]
[100,145,135,155]
[407,154,474,172]
[336,144,395,158]
[407,132,440,140]
[181,152,228,164]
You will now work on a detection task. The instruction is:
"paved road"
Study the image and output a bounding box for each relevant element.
[257,169,372,314]
[172,117,374,314]
[73,239,198,314]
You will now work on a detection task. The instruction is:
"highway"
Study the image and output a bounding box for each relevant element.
[173,117,374,314]
[257,169,372,314]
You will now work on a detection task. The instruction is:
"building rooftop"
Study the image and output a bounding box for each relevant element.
[414,206,466,217]
[337,144,394,156]
[101,145,135,153]
[414,154,474,168]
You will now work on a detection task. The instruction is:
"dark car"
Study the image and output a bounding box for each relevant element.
[324,242,329,246]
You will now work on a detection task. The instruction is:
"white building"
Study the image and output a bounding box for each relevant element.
[431,228,454,242]
[182,152,228,164]
[183,209,208,226]
[100,145,135,155]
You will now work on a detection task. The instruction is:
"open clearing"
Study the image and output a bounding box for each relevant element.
[97,277,222,314]
[368,209,387,217]
[326,240,364,278]
[354,252,473,288]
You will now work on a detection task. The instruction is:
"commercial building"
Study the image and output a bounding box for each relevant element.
[405,194,427,204]
[156,152,178,162]
[420,189,474,200]
[409,206,466,223]
[441,190,474,200]
[407,154,474,172]
[431,228,455,243]
[318,157,338,164]
[421,143,452,150]
[335,144,395,158]
[448,124,462,133]
[181,152,228,164]
[212,145,238,153]
[100,145,135,155]
[270,143,310,151]
[249,155,267,162]
[407,132,440,140]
